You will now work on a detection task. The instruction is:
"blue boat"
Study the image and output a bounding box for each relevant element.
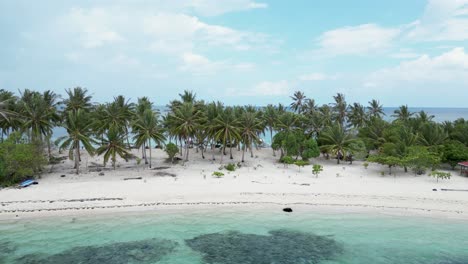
[19,179,37,188]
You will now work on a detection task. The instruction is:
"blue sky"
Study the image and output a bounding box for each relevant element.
[1,0,467,107]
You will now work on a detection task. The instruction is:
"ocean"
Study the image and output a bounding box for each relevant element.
[1,207,468,263]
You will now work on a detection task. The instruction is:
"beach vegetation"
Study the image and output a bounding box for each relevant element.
[294,160,309,171]
[212,171,224,178]
[280,155,294,168]
[312,164,323,178]
[224,163,237,171]
[165,143,179,164]
[363,162,369,169]
[429,171,451,182]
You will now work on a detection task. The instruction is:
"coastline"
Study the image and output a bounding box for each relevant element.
[1,148,468,221]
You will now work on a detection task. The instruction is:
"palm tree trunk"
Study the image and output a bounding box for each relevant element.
[229,144,233,160]
[250,142,254,158]
[211,140,215,161]
[185,138,189,161]
[241,144,245,162]
[47,135,52,159]
[75,141,80,174]
[149,139,152,168]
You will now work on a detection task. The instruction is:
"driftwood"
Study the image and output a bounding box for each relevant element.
[123,177,142,181]
[440,188,468,192]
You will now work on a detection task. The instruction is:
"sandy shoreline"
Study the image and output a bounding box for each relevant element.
[1,148,468,221]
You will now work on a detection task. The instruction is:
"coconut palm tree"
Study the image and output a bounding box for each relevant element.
[367,99,385,119]
[331,93,348,126]
[63,87,93,113]
[418,123,448,147]
[133,109,166,168]
[96,127,131,170]
[290,91,307,113]
[263,104,278,156]
[348,103,367,129]
[56,110,95,174]
[319,124,356,164]
[239,110,264,162]
[392,105,414,123]
[213,107,241,162]
[168,102,203,161]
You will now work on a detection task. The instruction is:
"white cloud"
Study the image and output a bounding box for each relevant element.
[61,7,125,48]
[368,47,468,84]
[184,0,268,16]
[390,48,421,59]
[298,72,334,81]
[179,52,254,75]
[406,0,468,41]
[315,24,400,56]
[251,80,290,96]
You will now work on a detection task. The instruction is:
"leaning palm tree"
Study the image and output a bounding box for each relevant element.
[56,110,95,174]
[96,127,131,170]
[319,124,356,164]
[132,109,166,168]
[348,103,367,129]
[290,91,307,113]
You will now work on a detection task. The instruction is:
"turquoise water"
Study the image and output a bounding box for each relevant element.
[1,207,468,263]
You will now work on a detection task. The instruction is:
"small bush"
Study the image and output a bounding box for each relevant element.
[212,171,224,178]
[430,171,451,182]
[280,156,294,168]
[294,160,309,172]
[312,164,323,178]
[224,163,237,172]
[363,162,369,169]
[165,143,179,163]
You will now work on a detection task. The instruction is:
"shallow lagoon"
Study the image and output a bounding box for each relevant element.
[1,207,468,263]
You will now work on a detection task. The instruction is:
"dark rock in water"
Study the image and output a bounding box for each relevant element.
[185,229,343,264]
[15,238,178,264]
[283,207,293,212]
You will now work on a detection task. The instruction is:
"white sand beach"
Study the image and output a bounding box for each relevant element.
[1,148,468,220]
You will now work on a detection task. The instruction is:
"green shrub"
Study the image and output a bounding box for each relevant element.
[280,156,294,168]
[429,171,451,182]
[363,162,369,169]
[294,160,309,171]
[224,163,237,171]
[312,164,323,178]
[212,171,224,178]
[165,143,179,163]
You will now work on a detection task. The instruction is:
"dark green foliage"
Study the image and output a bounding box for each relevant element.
[0,133,46,186]
[185,229,343,264]
[294,160,309,171]
[301,139,320,160]
[367,155,402,175]
[165,142,179,163]
[15,238,178,264]
[441,140,468,169]
[212,171,224,178]
[404,146,441,175]
[224,163,237,171]
[280,156,294,168]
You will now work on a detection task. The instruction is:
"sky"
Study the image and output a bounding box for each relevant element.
[1,0,468,107]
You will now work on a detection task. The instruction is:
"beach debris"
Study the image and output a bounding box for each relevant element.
[283,207,293,212]
[123,177,142,181]
[186,229,343,264]
[155,172,176,177]
[440,188,468,192]
[15,238,178,264]
[60,174,66,178]
[98,172,105,176]
[432,189,437,191]
[152,166,171,170]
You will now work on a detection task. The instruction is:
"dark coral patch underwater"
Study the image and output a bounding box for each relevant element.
[185,229,344,264]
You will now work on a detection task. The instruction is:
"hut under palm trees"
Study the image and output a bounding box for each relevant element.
[458,161,468,176]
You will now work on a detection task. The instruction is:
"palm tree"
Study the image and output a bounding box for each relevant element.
[367,99,385,119]
[348,103,367,128]
[134,97,153,163]
[63,87,93,113]
[239,110,264,162]
[392,105,414,123]
[96,127,131,170]
[213,107,241,163]
[133,109,166,168]
[418,123,447,146]
[168,102,203,161]
[290,91,307,113]
[319,124,356,164]
[56,110,95,174]
[263,104,278,156]
[331,93,348,127]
